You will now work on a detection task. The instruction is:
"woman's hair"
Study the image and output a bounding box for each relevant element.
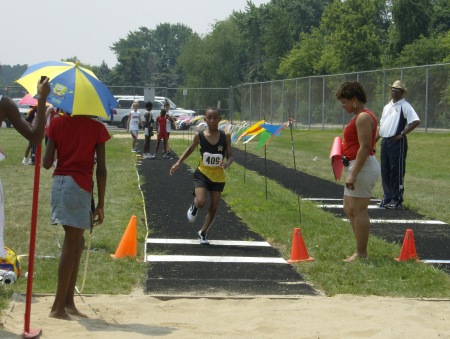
[146,101,153,110]
[160,109,166,115]
[336,81,367,103]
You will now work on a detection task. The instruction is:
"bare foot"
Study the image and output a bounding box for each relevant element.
[66,306,88,318]
[343,253,368,262]
[49,310,73,320]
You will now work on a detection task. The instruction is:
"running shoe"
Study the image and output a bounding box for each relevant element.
[187,202,198,223]
[22,157,28,165]
[197,230,210,245]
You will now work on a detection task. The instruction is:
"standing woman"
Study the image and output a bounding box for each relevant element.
[336,82,380,261]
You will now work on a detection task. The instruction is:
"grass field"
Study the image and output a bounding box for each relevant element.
[0,128,448,312]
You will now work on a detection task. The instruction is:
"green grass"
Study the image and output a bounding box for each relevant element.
[0,128,449,313]
[176,129,450,297]
[0,129,147,311]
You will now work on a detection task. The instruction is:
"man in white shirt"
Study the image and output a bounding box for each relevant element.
[376,80,420,209]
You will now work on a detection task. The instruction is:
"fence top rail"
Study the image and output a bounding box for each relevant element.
[237,62,450,87]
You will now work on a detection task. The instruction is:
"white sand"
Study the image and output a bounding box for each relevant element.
[1,292,449,338]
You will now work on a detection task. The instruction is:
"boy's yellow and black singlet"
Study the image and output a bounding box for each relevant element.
[197,130,226,183]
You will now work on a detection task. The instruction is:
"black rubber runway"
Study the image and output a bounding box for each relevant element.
[137,141,449,298]
[137,143,320,296]
[231,148,450,273]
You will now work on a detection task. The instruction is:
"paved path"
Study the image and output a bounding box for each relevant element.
[137,145,320,297]
[231,148,450,273]
[136,141,449,298]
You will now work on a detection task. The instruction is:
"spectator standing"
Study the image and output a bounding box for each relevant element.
[376,80,420,209]
[170,107,234,245]
[127,101,142,153]
[155,109,170,158]
[336,82,380,261]
[22,105,38,165]
[43,114,110,319]
[164,101,176,156]
[142,101,155,159]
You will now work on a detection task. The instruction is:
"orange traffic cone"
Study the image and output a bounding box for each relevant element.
[287,227,314,263]
[395,229,418,261]
[111,215,137,259]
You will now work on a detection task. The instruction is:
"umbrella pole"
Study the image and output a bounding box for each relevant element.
[23,143,42,338]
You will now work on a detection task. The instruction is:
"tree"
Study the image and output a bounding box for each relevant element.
[278,0,387,77]
[430,0,450,34]
[92,61,113,85]
[389,0,433,56]
[178,20,241,87]
[232,1,267,82]
[262,0,333,78]
[277,28,325,78]
[395,33,450,66]
[110,24,195,87]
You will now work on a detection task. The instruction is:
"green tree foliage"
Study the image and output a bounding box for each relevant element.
[389,0,433,56]
[0,64,27,90]
[232,0,332,81]
[278,0,387,77]
[110,24,195,87]
[277,28,324,78]
[395,32,450,66]
[430,0,450,34]
[91,61,113,86]
[262,0,333,78]
[232,2,267,82]
[177,20,241,107]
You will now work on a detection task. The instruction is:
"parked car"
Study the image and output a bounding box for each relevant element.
[12,98,31,119]
[104,96,196,128]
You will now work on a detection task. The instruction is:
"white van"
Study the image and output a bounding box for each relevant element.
[105,96,195,128]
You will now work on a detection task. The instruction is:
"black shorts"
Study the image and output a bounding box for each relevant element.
[194,169,225,192]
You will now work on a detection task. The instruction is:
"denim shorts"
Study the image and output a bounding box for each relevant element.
[51,175,92,229]
[344,156,381,198]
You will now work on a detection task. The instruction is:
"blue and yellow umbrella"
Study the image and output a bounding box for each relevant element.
[16,60,117,118]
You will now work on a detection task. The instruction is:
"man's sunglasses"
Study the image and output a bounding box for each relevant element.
[391,88,403,92]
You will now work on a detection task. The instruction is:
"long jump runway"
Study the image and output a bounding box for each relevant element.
[232,148,450,274]
[136,146,320,297]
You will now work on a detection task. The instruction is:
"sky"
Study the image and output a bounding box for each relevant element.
[1,0,270,68]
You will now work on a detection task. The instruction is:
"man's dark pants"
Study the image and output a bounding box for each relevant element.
[380,137,408,207]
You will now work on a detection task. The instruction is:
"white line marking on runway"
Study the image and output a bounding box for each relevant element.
[422,260,450,264]
[146,255,288,264]
[318,204,381,209]
[146,239,272,247]
[303,198,381,202]
[342,218,447,225]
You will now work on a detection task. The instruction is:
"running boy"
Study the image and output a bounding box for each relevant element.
[170,107,233,244]
[127,101,142,153]
[43,113,110,319]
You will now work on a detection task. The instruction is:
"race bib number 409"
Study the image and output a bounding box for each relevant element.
[202,152,223,167]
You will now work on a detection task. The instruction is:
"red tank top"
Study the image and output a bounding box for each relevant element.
[343,108,377,161]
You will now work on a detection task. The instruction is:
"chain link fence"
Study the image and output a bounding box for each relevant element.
[4,63,449,131]
[236,63,450,131]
